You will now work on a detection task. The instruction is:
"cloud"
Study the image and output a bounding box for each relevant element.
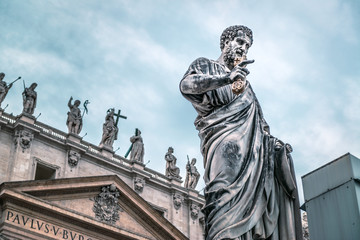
[1,48,74,76]
[1,0,359,196]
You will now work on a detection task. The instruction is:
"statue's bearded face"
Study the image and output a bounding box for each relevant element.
[223,32,251,69]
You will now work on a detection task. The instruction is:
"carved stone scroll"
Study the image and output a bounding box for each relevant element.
[134,177,145,193]
[173,193,184,210]
[14,129,34,152]
[68,150,80,167]
[190,204,200,220]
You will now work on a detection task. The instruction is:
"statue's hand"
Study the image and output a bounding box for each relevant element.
[237,59,255,67]
[228,65,249,83]
[228,59,254,83]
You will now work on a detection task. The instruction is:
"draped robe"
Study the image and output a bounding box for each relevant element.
[180,58,302,240]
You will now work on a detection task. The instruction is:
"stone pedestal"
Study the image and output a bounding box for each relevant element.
[0,109,6,127]
[169,177,183,187]
[131,161,145,171]
[188,189,199,198]
[99,144,114,159]
[17,113,36,125]
[66,133,82,144]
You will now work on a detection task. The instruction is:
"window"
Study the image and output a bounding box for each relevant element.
[34,163,56,180]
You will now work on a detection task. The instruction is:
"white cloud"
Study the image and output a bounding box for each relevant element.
[93,21,183,74]
[1,48,74,76]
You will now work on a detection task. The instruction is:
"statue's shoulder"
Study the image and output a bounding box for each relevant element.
[190,57,215,65]
[188,57,219,72]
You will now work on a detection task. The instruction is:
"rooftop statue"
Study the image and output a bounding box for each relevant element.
[66,97,82,135]
[100,108,118,148]
[180,25,302,240]
[22,82,37,115]
[129,129,145,163]
[184,157,200,190]
[165,147,181,179]
[0,73,20,109]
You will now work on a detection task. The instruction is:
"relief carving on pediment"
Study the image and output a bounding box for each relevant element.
[92,184,123,224]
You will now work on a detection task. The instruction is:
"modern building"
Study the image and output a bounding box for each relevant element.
[302,153,360,240]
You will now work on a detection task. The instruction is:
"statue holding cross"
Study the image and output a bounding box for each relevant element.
[99,108,127,148]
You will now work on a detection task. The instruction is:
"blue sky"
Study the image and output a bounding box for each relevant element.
[1,0,359,203]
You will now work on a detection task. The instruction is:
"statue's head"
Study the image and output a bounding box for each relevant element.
[74,100,81,106]
[220,25,253,69]
[220,25,253,51]
[0,73,5,80]
[30,83,37,89]
[191,158,196,165]
[168,147,174,153]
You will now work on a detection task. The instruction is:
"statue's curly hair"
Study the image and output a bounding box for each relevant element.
[220,25,253,50]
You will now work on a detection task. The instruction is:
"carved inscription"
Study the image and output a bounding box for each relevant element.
[5,210,94,240]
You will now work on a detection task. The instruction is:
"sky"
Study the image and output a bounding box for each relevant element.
[1,0,359,204]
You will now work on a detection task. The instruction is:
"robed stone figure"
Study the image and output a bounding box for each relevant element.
[180,25,302,240]
[0,73,13,108]
[184,157,200,189]
[129,129,144,163]
[22,82,37,115]
[165,147,181,179]
[100,108,118,148]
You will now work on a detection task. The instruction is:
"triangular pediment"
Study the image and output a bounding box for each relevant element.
[0,175,188,240]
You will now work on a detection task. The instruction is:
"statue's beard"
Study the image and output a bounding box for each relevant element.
[223,46,245,69]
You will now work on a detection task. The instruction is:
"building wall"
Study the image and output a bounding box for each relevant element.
[302,153,360,240]
[0,112,205,239]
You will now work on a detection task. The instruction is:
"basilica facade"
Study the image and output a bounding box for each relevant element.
[0,111,205,240]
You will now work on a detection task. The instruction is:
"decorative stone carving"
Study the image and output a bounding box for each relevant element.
[68,150,80,167]
[66,96,82,135]
[173,193,184,210]
[190,204,200,220]
[134,177,145,192]
[14,129,34,152]
[92,184,122,224]
[99,108,118,148]
[22,82,37,115]
[184,157,200,189]
[165,147,181,179]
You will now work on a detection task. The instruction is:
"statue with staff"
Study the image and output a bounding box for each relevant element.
[184,155,200,189]
[0,73,21,109]
[22,80,37,115]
